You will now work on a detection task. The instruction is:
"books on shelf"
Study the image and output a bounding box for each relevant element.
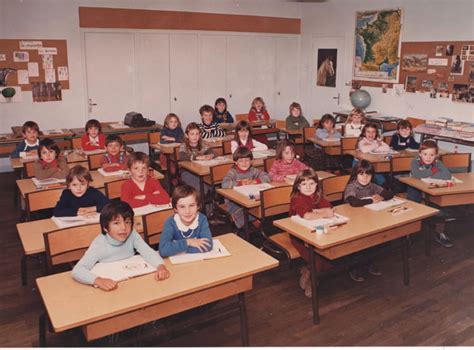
[132,203,172,216]
[364,197,406,211]
[91,255,156,282]
[169,239,231,265]
[52,213,100,228]
[32,177,66,187]
[233,183,273,199]
[97,168,130,177]
[291,213,349,229]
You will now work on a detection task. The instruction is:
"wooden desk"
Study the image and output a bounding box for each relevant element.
[217,172,335,239]
[36,233,278,346]
[307,137,341,156]
[273,201,439,324]
[10,151,89,173]
[332,111,399,133]
[398,172,474,207]
[415,123,474,147]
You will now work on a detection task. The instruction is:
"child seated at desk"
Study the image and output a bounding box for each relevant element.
[11,121,40,158]
[53,165,110,217]
[343,160,393,282]
[100,134,128,172]
[198,105,226,139]
[248,97,271,145]
[407,139,453,248]
[230,120,268,154]
[222,147,271,231]
[390,119,420,150]
[159,184,213,257]
[81,119,106,151]
[312,114,341,169]
[289,169,334,298]
[316,114,341,140]
[269,140,308,183]
[121,152,170,209]
[285,102,310,130]
[34,138,69,180]
[344,108,365,137]
[213,97,234,124]
[72,201,170,291]
[160,113,184,144]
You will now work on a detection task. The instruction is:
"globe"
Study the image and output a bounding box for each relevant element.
[1,87,16,98]
[350,89,371,109]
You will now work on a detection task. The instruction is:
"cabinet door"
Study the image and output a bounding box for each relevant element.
[136,33,170,123]
[275,36,299,119]
[84,33,136,121]
[199,34,227,107]
[170,34,199,126]
[253,36,276,117]
[226,35,255,115]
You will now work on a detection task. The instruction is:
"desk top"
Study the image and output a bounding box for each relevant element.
[346,149,450,163]
[150,143,181,154]
[307,137,341,148]
[273,201,438,251]
[0,129,74,145]
[36,233,278,332]
[179,155,266,177]
[398,172,474,196]
[70,123,162,137]
[10,151,89,170]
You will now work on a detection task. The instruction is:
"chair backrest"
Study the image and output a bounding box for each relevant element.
[264,157,276,173]
[148,131,161,145]
[303,127,316,143]
[142,208,174,246]
[24,160,36,178]
[390,156,413,173]
[321,175,350,203]
[341,137,359,153]
[71,137,82,150]
[275,120,285,129]
[43,223,101,273]
[25,187,64,220]
[383,135,393,146]
[222,140,232,155]
[235,113,248,122]
[260,185,292,217]
[406,117,426,128]
[210,163,234,185]
[440,153,472,172]
[87,153,104,170]
[104,178,128,199]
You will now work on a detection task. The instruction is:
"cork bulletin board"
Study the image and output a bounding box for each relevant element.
[0,39,70,91]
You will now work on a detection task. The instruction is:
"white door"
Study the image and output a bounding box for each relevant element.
[199,34,227,107]
[226,35,255,115]
[84,32,136,121]
[136,33,170,123]
[275,36,299,119]
[253,36,276,117]
[310,36,345,118]
[170,34,199,126]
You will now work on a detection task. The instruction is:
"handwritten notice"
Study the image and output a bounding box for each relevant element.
[428,58,448,66]
[45,68,56,83]
[17,70,29,85]
[42,54,53,69]
[0,54,5,61]
[57,66,68,81]
[38,47,58,55]
[19,41,43,50]
[27,62,39,77]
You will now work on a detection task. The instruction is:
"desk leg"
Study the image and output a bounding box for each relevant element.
[21,253,27,286]
[39,312,47,347]
[309,247,320,324]
[402,237,410,286]
[199,176,206,210]
[424,222,431,257]
[238,293,249,346]
[165,154,172,193]
[243,208,250,241]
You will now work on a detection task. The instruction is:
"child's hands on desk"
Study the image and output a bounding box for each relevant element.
[155,264,170,281]
[94,277,117,291]
[314,207,335,218]
[134,195,146,200]
[196,154,213,161]
[371,194,383,203]
[187,238,212,252]
[240,179,257,186]
[77,207,97,216]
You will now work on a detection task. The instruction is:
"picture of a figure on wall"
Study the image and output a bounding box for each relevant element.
[450,55,464,75]
[316,49,337,87]
[405,76,417,93]
[32,81,62,102]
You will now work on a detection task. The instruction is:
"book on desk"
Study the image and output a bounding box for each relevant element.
[90,255,156,282]
[169,239,231,265]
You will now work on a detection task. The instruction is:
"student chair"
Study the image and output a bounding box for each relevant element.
[320,174,350,204]
[389,156,413,196]
[263,157,276,173]
[43,223,101,274]
[259,185,301,262]
[104,178,128,200]
[25,187,64,221]
[302,126,316,160]
[235,113,248,122]
[209,162,235,219]
[222,140,232,155]
[383,134,393,146]
[23,160,36,178]
[142,208,174,246]
[406,117,426,128]
[440,152,472,172]
[71,137,82,150]
[87,153,104,170]
[147,131,161,161]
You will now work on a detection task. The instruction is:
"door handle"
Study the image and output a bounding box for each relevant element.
[229,94,232,98]
[88,98,97,113]
[332,93,340,105]
[174,97,177,101]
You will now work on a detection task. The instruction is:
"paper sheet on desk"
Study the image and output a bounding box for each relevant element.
[91,255,156,282]
[19,152,38,160]
[169,239,231,264]
[364,197,406,211]
[83,149,105,155]
[421,177,463,185]
[132,203,172,216]
[252,149,276,159]
[233,183,273,197]
[97,168,129,177]
[108,122,130,129]
[291,213,349,229]
[52,213,100,228]
[32,177,66,187]
[191,156,229,166]
[369,149,399,155]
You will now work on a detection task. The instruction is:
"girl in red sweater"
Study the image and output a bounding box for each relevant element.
[248,97,271,144]
[269,140,308,183]
[120,152,170,209]
[289,168,335,297]
[81,119,106,151]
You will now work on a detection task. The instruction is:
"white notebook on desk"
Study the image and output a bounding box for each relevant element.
[169,239,231,265]
[369,149,399,155]
[133,203,172,216]
[252,149,276,159]
[19,152,38,160]
[97,168,129,177]
[52,213,100,228]
[364,197,406,211]
[91,255,156,282]
[191,156,229,167]
[421,177,463,185]
[32,177,66,187]
[291,213,349,229]
[83,149,105,156]
[233,183,273,198]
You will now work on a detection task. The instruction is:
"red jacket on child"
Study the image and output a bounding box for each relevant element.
[121,177,170,208]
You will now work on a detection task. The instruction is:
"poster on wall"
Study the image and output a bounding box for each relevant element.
[32,81,62,102]
[353,8,402,82]
[316,49,337,87]
[401,54,428,72]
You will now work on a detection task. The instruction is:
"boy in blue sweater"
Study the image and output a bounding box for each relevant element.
[72,201,170,291]
[159,184,213,257]
[11,121,40,158]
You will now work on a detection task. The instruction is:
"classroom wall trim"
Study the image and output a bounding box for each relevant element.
[78,7,301,34]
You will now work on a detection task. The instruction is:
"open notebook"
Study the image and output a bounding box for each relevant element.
[291,213,349,230]
[83,149,105,156]
[252,149,276,159]
[97,168,130,177]
[364,197,406,211]
[52,213,100,228]
[421,177,463,185]
[191,156,230,167]
[19,152,39,160]
[133,203,172,216]
[369,149,399,155]
[32,177,66,187]
[233,183,273,198]
[91,255,156,282]
[169,239,231,265]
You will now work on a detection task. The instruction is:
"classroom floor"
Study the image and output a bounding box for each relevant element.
[1,171,473,347]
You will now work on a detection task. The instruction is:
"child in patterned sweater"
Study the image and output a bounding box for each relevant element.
[269,140,308,183]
